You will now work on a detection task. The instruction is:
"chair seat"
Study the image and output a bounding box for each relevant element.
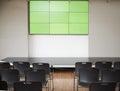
[89,82,116,91]
[0,81,8,90]
[14,82,42,91]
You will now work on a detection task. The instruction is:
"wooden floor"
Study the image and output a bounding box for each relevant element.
[53,70,74,91]
[53,70,88,91]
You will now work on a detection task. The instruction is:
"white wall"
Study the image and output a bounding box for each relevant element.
[89,0,120,57]
[0,0,28,60]
[29,35,88,57]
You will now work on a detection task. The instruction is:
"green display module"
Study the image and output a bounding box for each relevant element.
[29,0,88,34]
[30,24,49,34]
[69,24,88,34]
[50,24,68,34]
[50,12,68,23]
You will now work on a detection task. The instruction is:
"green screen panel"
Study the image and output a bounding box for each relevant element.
[50,1,69,12]
[50,12,68,23]
[30,1,49,11]
[50,24,68,34]
[70,1,88,12]
[30,24,49,34]
[69,24,88,34]
[30,12,49,23]
[69,13,88,23]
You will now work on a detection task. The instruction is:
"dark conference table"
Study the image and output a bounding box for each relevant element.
[1,57,120,68]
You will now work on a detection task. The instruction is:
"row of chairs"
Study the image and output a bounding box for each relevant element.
[0,81,42,91]
[0,62,54,91]
[78,68,120,84]
[0,69,49,91]
[0,62,51,76]
[77,68,120,91]
[74,61,120,91]
[0,62,53,81]
[75,61,120,76]
[0,80,116,91]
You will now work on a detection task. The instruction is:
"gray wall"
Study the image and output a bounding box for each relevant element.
[0,0,120,61]
[89,0,120,57]
[0,0,28,60]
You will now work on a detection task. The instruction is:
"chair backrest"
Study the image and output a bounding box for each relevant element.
[0,69,19,85]
[14,82,42,91]
[101,69,115,82]
[32,63,41,70]
[115,70,120,82]
[95,61,112,71]
[25,69,46,83]
[78,68,99,85]
[101,69,120,82]
[114,62,120,70]
[0,81,8,90]
[13,62,30,75]
[32,63,50,75]
[75,62,92,76]
[0,62,10,70]
[89,83,116,91]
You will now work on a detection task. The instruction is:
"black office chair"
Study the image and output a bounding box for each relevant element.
[75,62,92,76]
[89,82,116,91]
[0,62,11,69]
[74,62,92,91]
[13,62,30,79]
[32,63,51,76]
[0,69,20,90]
[32,63,54,91]
[14,82,42,91]
[0,81,8,90]
[77,68,99,91]
[114,62,120,70]
[25,69,49,91]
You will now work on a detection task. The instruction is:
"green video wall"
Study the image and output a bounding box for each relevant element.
[30,0,88,34]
